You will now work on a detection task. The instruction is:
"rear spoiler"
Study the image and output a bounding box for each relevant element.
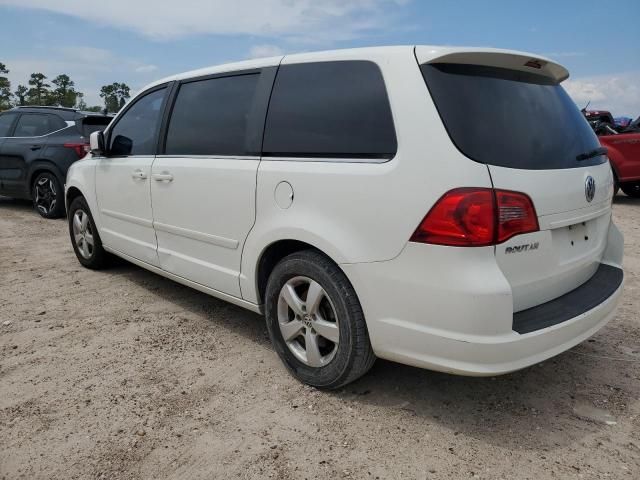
[415,46,569,83]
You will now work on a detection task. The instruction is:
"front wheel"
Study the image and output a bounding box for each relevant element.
[265,250,375,389]
[68,196,109,269]
[621,182,640,198]
[32,172,65,218]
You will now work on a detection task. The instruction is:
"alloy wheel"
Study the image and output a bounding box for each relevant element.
[72,209,94,259]
[277,276,340,367]
[34,176,58,215]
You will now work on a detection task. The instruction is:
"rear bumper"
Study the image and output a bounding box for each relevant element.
[341,224,624,376]
[513,263,622,334]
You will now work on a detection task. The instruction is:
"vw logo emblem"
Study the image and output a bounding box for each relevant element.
[585,176,596,202]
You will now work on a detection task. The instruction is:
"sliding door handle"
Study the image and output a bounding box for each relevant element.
[152,172,174,182]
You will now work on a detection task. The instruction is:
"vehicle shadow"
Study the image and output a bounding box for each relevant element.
[333,351,623,450]
[102,259,270,347]
[0,196,34,212]
[101,259,632,452]
[613,194,639,205]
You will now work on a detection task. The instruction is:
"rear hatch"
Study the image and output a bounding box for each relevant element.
[417,48,614,312]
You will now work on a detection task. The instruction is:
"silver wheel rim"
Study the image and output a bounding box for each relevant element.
[277,276,340,367]
[72,209,94,259]
[34,176,57,215]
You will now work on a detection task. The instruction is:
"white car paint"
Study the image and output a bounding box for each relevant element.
[66,45,624,376]
[151,155,260,297]
[94,156,159,267]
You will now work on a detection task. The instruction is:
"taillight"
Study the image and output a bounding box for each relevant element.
[64,142,91,159]
[495,190,539,243]
[410,188,538,247]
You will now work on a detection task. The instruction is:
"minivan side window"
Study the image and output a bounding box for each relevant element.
[13,113,65,137]
[109,87,166,156]
[0,113,17,137]
[263,61,397,159]
[164,73,260,156]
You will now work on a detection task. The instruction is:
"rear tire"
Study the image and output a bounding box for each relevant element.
[68,196,109,269]
[621,182,640,198]
[265,250,376,389]
[32,172,65,219]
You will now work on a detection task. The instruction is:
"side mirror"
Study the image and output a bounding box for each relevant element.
[111,135,133,156]
[90,131,106,156]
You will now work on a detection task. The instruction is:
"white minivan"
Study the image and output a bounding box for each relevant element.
[66,46,624,388]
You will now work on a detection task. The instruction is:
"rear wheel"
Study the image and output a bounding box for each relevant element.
[32,172,65,218]
[265,250,375,389]
[68,196,109,269]
[621,182,640,198]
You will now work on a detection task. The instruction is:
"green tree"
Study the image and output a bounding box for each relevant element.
[52,74,79,107]
[85,105,103,113]
[99,83,118,112]
[27,73,50,105]
[100,82,131,113]
[14,84,28,106]
[75,92,87,110]
[0,62,12,110]
[116,83,131,109]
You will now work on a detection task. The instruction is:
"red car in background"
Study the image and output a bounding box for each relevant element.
[584,110,640,197]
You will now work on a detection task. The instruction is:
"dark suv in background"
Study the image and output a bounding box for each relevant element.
[0,106,112,218]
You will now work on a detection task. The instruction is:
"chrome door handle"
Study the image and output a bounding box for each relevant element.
[152,172,174,182]
[131,169,147,180]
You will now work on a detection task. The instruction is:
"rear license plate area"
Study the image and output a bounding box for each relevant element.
[551,217,606,265]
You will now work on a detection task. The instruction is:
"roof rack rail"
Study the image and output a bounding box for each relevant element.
[13,105,79,112]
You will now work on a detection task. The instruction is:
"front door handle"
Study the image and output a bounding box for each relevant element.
[131,169,147,180]
[30,145,42,151]
[152,172,174,182]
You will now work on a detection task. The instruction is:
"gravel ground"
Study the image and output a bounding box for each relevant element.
[0,195,639,480]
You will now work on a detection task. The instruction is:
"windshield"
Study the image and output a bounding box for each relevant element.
[421,63,605,170]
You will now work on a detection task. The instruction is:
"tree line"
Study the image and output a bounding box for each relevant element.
[0,61,131,113]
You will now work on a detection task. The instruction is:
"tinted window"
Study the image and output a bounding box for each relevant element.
[0,113,16,137]
[421,63,604,170]
[81,116,112,137]
[13,113,65,137]
[165,74,260,156]
[109,88,166,156]
[263,61,397,158]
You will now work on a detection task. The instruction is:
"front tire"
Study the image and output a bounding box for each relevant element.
[68,196,109,269]
[32,172,65,218]
[265,250,375,389]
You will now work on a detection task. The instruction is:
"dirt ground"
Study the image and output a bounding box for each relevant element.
[0,195,638,480]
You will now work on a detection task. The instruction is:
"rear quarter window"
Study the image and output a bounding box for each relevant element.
[421,63,604,170]
[263,60,397,159]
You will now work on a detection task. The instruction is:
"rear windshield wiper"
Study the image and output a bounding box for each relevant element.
[576,147,608,161]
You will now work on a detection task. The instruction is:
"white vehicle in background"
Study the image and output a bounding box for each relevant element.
[65,46,624,388]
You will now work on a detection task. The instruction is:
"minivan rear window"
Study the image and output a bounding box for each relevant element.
[421,63,605,170]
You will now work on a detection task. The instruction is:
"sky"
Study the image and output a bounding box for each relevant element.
[1,0,639,115]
